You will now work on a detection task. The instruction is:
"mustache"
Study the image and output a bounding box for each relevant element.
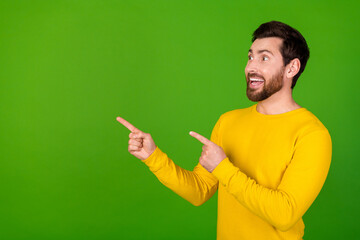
[247,73,265,79]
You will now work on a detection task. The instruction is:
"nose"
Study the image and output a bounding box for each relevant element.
[245,59,259,75]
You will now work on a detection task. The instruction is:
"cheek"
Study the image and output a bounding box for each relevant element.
[261,69,272,80]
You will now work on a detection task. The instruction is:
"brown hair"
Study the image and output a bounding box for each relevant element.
[252,21,310,89]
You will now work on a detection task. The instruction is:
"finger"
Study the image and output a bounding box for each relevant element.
[116,116,140,132]
[131,137,142,143]
[129,132,143,139]
[189,131,213,145]
[128,145,141,151]
[129,139,143,147]
[130,131,148,139]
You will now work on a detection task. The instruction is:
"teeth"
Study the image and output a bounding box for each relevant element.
[250,78,264,82]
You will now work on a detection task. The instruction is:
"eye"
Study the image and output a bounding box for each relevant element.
[262,56,269,61]
[248,55,253,60]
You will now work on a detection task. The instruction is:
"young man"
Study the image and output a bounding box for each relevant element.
[117,21,332,240]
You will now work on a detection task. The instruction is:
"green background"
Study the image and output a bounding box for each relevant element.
[0,0,359,239]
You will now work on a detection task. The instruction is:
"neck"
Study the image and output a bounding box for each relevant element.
[256,87,302,115]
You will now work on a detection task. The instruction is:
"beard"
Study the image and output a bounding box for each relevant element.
[246,68,284,102]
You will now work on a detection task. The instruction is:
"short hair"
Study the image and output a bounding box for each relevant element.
[252,21,310,89]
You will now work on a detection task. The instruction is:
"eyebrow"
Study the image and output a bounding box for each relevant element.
[248,49,274,56]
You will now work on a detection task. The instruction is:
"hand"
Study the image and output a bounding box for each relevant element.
[116,117,157,161]
[189,131,227,173]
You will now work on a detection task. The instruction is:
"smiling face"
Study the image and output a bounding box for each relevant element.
[245,37,286,102]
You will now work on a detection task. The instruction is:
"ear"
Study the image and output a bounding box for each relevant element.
[286,58,301,79]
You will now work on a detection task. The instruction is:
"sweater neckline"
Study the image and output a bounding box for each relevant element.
[251,103,307,119]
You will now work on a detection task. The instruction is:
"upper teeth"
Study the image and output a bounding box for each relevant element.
[250,78,264,82]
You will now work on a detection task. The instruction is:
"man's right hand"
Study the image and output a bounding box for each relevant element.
[116,116,157,161]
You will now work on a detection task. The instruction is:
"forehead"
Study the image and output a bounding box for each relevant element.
[249,37,283,55]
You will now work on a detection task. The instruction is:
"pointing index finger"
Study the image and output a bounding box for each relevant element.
[116,116,139,132]
[189,131,213,145]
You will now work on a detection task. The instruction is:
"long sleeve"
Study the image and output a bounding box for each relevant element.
[142,118,222,206]
[212,129,332,231]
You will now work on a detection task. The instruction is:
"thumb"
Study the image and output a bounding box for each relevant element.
[131,131,149,139]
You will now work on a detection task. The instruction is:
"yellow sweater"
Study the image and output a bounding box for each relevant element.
[143,104,332,240]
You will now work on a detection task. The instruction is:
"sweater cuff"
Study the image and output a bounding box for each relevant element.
[212,158,240,186]
[142,146,167,169]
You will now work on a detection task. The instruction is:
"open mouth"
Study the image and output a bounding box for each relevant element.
[249,78,264,88]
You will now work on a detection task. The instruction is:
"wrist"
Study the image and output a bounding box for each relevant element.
[142,146,158,162]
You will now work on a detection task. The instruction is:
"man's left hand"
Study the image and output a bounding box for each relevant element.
[189,131,227,173]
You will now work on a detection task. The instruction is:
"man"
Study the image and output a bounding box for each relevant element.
[117,21,332,240]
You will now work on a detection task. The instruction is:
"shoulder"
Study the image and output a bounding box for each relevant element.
[296,109,331,142]
[218,105,254,122]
